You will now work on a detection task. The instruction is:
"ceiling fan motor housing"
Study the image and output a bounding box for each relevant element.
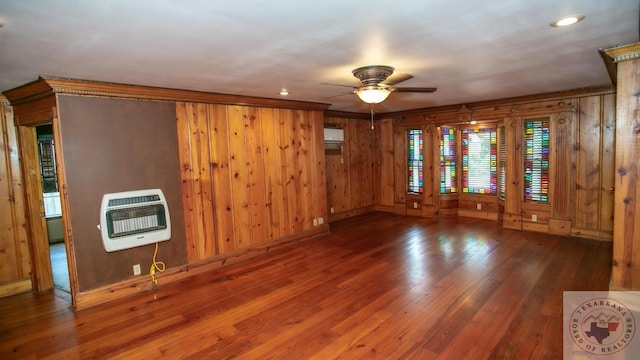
[352,65,394,86]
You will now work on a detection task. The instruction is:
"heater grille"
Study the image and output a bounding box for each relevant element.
[106,204,166,238]
[99,189,171,252]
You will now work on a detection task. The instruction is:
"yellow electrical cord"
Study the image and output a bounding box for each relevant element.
[149,242,166,289]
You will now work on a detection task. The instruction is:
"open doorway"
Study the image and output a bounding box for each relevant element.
[37,125,70,293]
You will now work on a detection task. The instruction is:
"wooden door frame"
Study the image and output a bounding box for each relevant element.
[17,124,54,292]
[17,115,77,306]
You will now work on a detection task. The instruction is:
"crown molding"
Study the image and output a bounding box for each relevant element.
[3,76,330,112]
[381,85,614,119]
[602,43,640,63]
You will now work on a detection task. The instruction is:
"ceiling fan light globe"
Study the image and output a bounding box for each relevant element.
[356,87,391,104]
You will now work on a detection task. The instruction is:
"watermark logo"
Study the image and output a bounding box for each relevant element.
[570,298,635,354]
[565,291,640,358]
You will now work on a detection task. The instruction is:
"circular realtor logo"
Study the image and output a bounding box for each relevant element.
[569,297,636,355]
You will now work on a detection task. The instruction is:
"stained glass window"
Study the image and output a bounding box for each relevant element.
[440,127,457,193]
[461,128,497,194]
[524,118,550,202]
[408,129,423,194]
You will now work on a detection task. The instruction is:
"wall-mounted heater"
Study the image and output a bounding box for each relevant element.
[98,188,171,252]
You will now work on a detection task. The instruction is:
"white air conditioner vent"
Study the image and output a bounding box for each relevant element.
[324,128,344,143]
[98,189,171,252]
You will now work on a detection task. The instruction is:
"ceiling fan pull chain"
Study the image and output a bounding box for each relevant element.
[370,103,375,129]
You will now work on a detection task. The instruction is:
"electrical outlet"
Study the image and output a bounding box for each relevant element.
[133,264,141,276]
[330,207,334,214]
[318,217,324,225]
[313,218,318,226]
[413,202,418,209]
[477,203,482,210]
[532,214,537,222]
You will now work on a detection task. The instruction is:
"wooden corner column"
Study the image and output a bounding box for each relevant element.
[605,43,640,289]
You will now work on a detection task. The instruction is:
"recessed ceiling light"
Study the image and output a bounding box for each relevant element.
[550,15,585,27]
[280,89,289,96]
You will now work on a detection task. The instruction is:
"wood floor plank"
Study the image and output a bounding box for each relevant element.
[0,213,613,359]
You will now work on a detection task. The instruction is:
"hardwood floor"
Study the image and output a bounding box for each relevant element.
[0,213,612,359]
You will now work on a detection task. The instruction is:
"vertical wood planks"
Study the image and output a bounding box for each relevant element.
[50,108,79,298]
[291,110,312,232]
[374,119,395,207]
[348,119,374,209]
[324,116,376,218]
[227,105,251,249]
[209,104,234,254]
[310,111,328,224]
[503,116,522,229]
[17,125,53,291]
[245,107,267,246]
[550,111,573,220]
[262,108,284,241]
[176,102,326,263]
[393,126,407,207]
[175,102,197,261]
[600,94,616,233]
[324,118,348,214]
[11,108,30,279]
[575,97,601,229]
[0,104,23,282]
[176,102,217,261]
[277,109,295,234]
[612,57,640,289]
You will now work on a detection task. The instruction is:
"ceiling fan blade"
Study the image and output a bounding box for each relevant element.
[320,82,359,89]
[324,91,355,99]
[381,73,413,86]
[393,87,437,93]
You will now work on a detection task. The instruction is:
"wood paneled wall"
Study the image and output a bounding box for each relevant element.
[0,99,31,298]
[372,91,616,241]
[2,77,331,307]
[324,116,375,221]
[572,95,616,238]
[0,74,628,301]
[177,103,328,263]
[606,43,640,290]
[373,119,395,209]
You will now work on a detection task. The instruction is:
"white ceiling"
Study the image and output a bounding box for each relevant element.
[0,1,638,113]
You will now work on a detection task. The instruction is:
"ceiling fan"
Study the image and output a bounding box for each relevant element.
[325,65,437,104]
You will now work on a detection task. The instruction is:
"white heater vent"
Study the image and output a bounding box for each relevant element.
[98,189,171,252]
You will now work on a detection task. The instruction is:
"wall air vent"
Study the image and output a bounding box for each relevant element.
[98,189,171,252]
[323,128,344,143]
[324,128,344,152]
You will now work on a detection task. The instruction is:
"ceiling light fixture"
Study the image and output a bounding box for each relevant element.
[279,89,289,96]
[356,86,391,104]
[550,15,585,27]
